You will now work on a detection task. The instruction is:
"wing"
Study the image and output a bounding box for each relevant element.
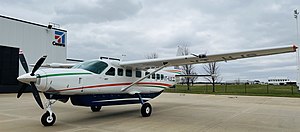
[120,45,297,69]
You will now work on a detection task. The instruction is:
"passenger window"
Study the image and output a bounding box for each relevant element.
[152,74,155,79]
[126,69,132,77]
[105,67,115,76]
[118,68,123,76]
[136,71,142,78]
[156,74,160,80]
[161,74,164,80]
[145,72,150,78]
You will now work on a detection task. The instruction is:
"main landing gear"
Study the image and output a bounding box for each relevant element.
[91,106,102,112]
[41,99,57,126]
[141,103,152,117]
[137,93,152,117]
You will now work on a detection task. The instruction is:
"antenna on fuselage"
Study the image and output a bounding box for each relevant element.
[121,54,126,61]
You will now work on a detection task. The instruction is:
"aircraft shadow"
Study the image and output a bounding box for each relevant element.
[61,108,141,125]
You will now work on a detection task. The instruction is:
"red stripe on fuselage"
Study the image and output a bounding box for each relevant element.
[48,82,173,92]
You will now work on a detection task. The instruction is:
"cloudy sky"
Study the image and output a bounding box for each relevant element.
[1,0,300,82]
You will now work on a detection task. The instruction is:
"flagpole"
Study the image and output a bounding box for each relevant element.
[294,9,300,89]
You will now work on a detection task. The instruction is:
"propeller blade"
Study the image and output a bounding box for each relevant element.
[19,52,29,73]
[31,55,47,76]
[17,83,30,98]
[30,82,44,109]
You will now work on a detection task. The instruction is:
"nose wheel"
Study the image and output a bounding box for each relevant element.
[41,111,56,126]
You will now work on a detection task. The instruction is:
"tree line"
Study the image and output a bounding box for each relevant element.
[145,44,220,92]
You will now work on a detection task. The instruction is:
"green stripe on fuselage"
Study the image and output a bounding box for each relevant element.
[137,85,168,89]
[147,85,167,89]
[38,72,92,78]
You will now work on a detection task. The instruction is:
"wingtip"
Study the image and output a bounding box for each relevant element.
[293,44,298,51]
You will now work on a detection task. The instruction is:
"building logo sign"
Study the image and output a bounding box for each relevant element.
[52,30,66,47]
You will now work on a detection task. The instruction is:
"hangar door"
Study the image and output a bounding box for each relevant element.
[0,45,19,92]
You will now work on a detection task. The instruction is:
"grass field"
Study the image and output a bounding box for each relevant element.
[165,84,300,97]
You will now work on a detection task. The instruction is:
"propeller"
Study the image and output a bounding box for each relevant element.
[30,82,44,109]
[18,51,47,109]
[18,51,30,98]
[16,83,29,98]
[19,51,29,73]
[31,56,46,76]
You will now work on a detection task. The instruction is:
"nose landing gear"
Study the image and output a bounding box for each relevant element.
[41,99,57,126]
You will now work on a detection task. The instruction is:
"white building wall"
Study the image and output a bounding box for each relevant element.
[0,15,67,75]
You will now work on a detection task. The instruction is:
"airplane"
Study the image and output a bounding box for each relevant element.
[16,45,298,126]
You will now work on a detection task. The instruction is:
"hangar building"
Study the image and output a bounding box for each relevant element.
[0,15,67,92]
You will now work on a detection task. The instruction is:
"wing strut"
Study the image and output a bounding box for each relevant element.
[121,64,168,92]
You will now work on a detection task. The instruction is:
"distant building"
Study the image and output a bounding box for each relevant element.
[0,15,67,92]
[225,79,261,85]
[268,77,290,85]
[226,79,249,84]
[253,80,260,84]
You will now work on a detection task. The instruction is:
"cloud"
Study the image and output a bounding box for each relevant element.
[54,0,143,24]
[0,0,299,81]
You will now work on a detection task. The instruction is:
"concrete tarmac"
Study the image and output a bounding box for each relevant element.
[1,93,300,132]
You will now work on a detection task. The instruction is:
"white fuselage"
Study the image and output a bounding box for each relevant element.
[32,59,176,95]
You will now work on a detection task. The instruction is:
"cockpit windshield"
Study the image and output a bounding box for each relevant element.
[72,60,108,74]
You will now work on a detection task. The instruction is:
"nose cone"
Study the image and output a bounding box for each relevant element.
[17,73,37,84]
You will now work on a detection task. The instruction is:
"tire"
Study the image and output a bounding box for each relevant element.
[41,111,56,126]
[141,103,152,117]
[91,106,102,112]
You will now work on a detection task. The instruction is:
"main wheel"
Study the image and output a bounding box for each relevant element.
[91,106,102,112]
[141,103,152,117]
[41,111,56,126]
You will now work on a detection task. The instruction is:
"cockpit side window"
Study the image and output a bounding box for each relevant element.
[105,67,116,76]
[72,60,108,74]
